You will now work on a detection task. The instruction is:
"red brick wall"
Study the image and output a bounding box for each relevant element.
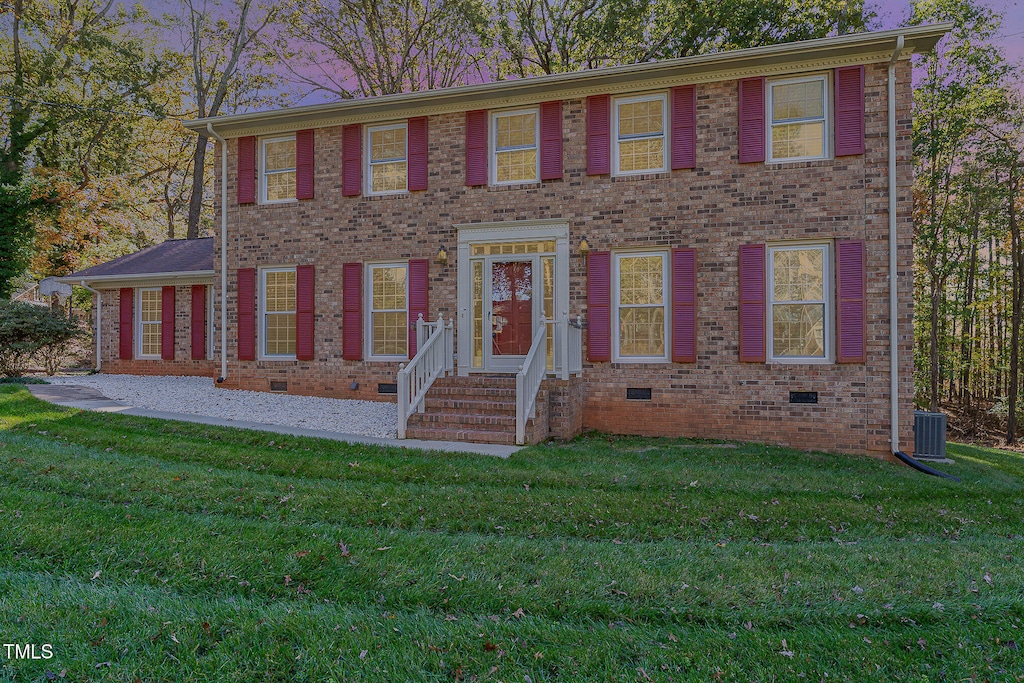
[97,286,217,377]
[211,61,915,456]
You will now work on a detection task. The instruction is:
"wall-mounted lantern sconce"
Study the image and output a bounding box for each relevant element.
[578,236,591,255]
[437,244,448,266]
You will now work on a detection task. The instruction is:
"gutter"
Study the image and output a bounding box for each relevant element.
[207,122,229,383]
[78,280,102,372]
[57,270,215,284]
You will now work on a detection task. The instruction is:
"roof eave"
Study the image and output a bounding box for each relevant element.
[183,23,950,138]
[60,270,216,285]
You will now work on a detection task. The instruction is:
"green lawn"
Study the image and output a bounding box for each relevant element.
[1,385,1022,681]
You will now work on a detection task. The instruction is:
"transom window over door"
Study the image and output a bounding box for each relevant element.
[262,136,296,202]
[367,124,408,194]
[614,94,667,175]
[614,252,668,361]
[768,75,828,162]
[138,288,162,358]
[493,110,538,184]
[262,268,296,357]
[369,263,408,358]
[768,244,830,361]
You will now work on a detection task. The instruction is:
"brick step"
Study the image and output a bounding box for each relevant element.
[421,398,517,415]
[432,376,517,389]
[406,412,516,428]
[404,427,518,445]
[425,386,517,399]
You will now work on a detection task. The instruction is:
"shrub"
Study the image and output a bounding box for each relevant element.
[0,300,85,377]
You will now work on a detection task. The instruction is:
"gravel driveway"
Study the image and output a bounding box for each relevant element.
[43,374,398,439]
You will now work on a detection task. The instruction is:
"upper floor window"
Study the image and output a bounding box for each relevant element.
[767,243,830,362]
[137,288,162,359]
[261,267,296,358]
[367,123,408,194]
[368,263,408,358]
[767,75,829,163]
[492,109,538,184]
[261,136,296,203]
[613,94,667,176]
[613,251,669,362]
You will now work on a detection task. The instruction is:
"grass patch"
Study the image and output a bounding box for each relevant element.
[1,385,1022,680]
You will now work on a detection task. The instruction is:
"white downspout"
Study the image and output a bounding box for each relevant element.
[207,123,229,383]
[79,280,101,372]
[889,35,905,454]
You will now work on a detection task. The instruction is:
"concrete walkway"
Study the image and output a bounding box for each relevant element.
[25,384,520,458]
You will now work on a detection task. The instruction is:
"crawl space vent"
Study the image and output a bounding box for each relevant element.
[626,387,652,401]
[269,381,287,392]
[378,383,398,395]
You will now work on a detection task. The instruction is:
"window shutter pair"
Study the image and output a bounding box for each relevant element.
[237,267,316,361]
[465,102,563,185]
[586,88,697,175]
[737,65,865,163]
[119,288,133,360]
[238,131,316,203]
[161,286,175,360]
[344,119,429,196]
[738,241,866,363]
[341,261,430,361]
[586,249,697,363]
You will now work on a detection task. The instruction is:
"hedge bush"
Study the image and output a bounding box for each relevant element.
[0,300,86,377]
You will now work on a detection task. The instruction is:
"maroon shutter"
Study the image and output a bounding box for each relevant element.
[342,124,362,196]
[738,77,765,164]
[296,264,315,361]
[296,129,315,199]
[465,110,488,186]
[408,116,428,191]
[587,251,611,362]
[237,268,256,361]
[237,136,256,204]
[739,244,766,362]
[586,95,611,175]
[161,286,175,361]
[407,259,429,358]
[672,248,697,363]
[539,100,563,181]
[834,65,865,157]
[836,240,867,363]
[671,86,697,170]
[342,262,363,360]
[191,285,206,360]
[119,288,133,360]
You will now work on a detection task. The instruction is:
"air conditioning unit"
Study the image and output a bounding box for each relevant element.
[913,411,947,460]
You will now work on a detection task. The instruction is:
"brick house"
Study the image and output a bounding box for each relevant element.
[68,25,948,455]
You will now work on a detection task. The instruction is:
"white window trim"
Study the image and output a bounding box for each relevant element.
[490,107,540,186]
[365,122,409,196]
[135,287,162,360]
[258,266,297,361]
[766,74,831,164]
[766,242,833,364]
[365,262,410,361]
[612,93,669,177]
[259,135,297,204]
[612,250,670,363]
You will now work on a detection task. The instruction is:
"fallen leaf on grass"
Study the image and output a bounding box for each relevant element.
[852,585,864,595]
[779,639,794,658]
[359,650,368,660]
[483,641,497,652]
[338,541,350,556]
[91,571,101,581]
[376,546,392,552]
[984,572,993,586]
[511,607,525,619]
[667,633,678,643]
[295,550,309,558]
[170,634,180,644]
[638,667,653,681]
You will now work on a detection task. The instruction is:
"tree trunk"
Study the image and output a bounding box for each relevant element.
[1009,159,1021,444]
[186,134,209,240]
[961,206,980,408]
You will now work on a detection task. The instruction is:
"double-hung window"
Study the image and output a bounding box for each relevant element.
[767,243,830,362]
[614,252,669,361]
[261,136,296,203]
[767,75,829,162]
[492,109,538,184]
[261,267,296,358]
[137,288,162,359]
[367,123,408,194]
[613,94,667,175]
[368,263,408,358]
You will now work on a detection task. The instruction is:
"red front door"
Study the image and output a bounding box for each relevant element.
[491,260,533,356]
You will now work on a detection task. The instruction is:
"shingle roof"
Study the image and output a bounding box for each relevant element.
[66,238,214,280]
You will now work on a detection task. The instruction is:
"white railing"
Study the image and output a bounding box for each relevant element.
[397,314,454,439]
[515,317,548,445]
[568,315,583,376]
